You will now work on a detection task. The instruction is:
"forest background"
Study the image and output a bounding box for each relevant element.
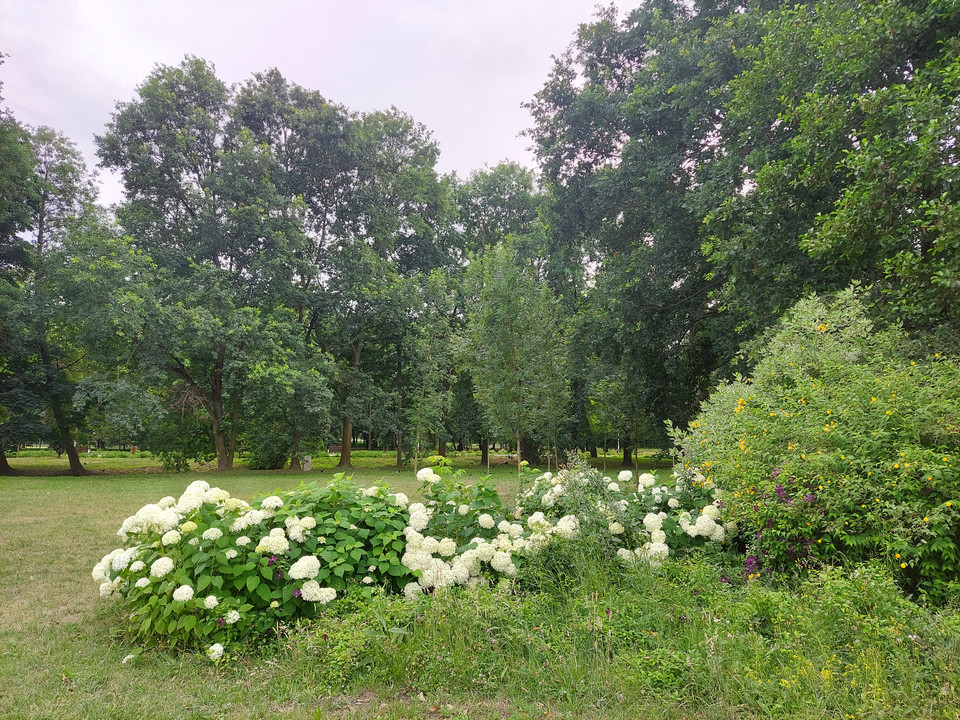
[2,0,959,479]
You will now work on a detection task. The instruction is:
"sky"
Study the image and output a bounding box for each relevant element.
[0,0,632,206]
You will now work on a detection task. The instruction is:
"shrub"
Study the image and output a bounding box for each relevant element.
[673,288,960,600]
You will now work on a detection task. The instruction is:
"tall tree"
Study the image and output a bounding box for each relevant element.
[97,57,309,470]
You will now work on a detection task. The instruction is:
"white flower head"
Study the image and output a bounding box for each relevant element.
[202,528,223,541]
[391,493,410,509]
[160,530,181,546]
[150,556,174,578]
[225,610,240,625]
[618,470,633,483]
[608,521,625,535]
[172,584,194,602]
[478,513,495,529]
[261,496,284,510]
[204,595,219,610]
[301,581,336,604]
[607,482,621,492]
[135,577,150,589]
[289,555,321,580]
[206,643,224,662]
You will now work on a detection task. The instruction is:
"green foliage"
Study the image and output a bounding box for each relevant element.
[675,289,960,600]
[95,475,415,649]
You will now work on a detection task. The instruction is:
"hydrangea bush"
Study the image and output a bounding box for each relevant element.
[94,459,734,657]
[514,457,735,566]
[672,289,960,600]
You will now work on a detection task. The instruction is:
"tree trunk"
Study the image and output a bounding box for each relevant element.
[480,436,489,470]
[213,424,231,471]
[38,340,88,476]
[589,445,598,458]
[289,427,302,471]
[0,448,18,476]
[337,415,353,469]
[396,339,404,471]
[622,445,631,467]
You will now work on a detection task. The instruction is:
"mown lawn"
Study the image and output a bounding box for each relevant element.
[1,454,956,720]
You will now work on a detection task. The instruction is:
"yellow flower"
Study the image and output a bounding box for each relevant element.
[923,517,929,522]
[895,553,901,559]
[900,563,907,569]
[947,501,953,507]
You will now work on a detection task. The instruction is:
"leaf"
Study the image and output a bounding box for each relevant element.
[246,575,260,593]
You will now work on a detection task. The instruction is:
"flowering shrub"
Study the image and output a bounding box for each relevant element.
[514,457,734,566]
[673,289,960,600]
[94,457,736,656]
[93,475,416,652]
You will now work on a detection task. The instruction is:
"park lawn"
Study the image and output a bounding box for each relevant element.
[3,457,955,720]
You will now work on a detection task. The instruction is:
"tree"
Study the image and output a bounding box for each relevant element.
[465,238,568,473]
[97,57,312,470]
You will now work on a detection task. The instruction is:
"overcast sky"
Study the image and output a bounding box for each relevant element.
[1,0,634,206]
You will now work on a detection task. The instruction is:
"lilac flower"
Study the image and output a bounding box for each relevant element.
[292,589,302,599]
[267,555,278,566]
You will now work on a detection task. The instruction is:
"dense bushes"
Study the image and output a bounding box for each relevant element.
[674,289,960,600]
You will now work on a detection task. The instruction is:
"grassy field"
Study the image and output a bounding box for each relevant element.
[1,453,957,719]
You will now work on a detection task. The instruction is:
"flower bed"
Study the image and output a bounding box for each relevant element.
[94,460,730,658]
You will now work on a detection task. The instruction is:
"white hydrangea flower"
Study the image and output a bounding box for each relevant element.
[702,504,721,519]
[150,557,174,578]
[420,536,441,554]
[403,582,423,599]
[362,486,380,497]
[224,549,238,560]
[255,532,289,555]
[206,643,224,661]
[694,514,717,537]
[111,548,137,572]
[99,579,120,598]
[643,513,663,533]
[236,536,251,546]
[651,529,667,543]
[608,521,625,535]
[554,515,579,539]
[204,595,219,609]
[203,487,231,505]
[202,528,223,541]
[642,541,670,565]
[300,581,336,604]
[134,577,150,589]
[667,497,680,509]
[408,511,430,532]
[180,521,198,533]
[478,513,495,529]
[416,467,435,482]
[618,470,633,483]
[497,520,513,535]
[176,491,204,514]
[458,504,470,516]
[188,538,199,546]
[438,538,457,557]
[157,496,177,509]
[617,547,637,564]
[638,473,657,489]
[724,521,739,538]
[527,511,550,531]
[300,516,317,530]
[172,585,194,602]
[129,560,145,574]
[225,610,240,625]
[289,555,321,580]
[607,482,621,492]
[391,493,410,509]
[261,496,284,510]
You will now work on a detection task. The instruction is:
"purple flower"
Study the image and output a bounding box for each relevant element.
[292,589,302,599]
[803,493,816,503]
[715,499,725,509]
[771,467,782,479]
[745,556,760,575]
[216,618,226,627]
[274,570,284,581]
[775,484,787,500]
[719,574,730,584]
[267,555,278,566]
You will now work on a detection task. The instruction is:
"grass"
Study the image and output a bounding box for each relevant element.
[1,454,956,719]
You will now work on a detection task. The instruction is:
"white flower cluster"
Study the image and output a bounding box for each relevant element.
[407,502,432,531]
[255,528,290,555]
[288,555,321,580]
[300,581,336,604]
[284,514,316,543]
